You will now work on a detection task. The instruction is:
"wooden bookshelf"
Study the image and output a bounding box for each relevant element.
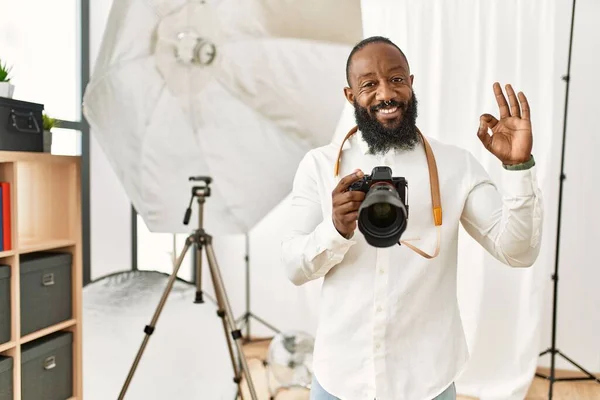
[0,151,82,400]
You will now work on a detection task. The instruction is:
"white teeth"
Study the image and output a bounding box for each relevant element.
[378,107,398,114]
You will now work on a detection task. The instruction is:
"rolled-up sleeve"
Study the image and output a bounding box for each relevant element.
[281,153,356,285]
[460,153,543,267]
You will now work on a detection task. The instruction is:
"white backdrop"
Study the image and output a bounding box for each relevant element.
[86,0,600,399]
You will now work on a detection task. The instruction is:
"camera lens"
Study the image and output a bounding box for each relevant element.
[367,203,396,228]
[357,184,407,247]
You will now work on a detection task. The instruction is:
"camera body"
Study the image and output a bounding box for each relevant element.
[348,166,409,215]
[348,166,409,247]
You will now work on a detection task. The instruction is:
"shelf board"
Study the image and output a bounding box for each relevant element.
[20,319,76,345]
[0,249,15,257]
[0,340,16,353]
[0,151,79,164]
[18,238,76,254]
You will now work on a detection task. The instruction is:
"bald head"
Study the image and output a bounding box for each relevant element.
[345,36,410,87]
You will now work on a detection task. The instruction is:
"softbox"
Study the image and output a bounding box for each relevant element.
[83,0,363,234]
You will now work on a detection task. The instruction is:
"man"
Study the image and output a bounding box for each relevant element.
[280,36,543,400]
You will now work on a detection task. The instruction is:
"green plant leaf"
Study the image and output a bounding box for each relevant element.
[0,59,12,82]
[42,113,60,131]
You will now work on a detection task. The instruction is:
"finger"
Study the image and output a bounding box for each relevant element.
[477,117,493,149]
[333,190,365,206]
[337,201,362,214]
[518,91,530,121]
[343,212,359,223]
[505,84,521,118]
[480,113,498,129]
[493,82,510,118]
[333,169,364,194]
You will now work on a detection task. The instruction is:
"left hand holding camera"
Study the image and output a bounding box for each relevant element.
[477,82,533,165]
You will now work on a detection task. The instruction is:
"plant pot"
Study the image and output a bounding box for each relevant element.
[0,82,14,98]
[43,130,52,153]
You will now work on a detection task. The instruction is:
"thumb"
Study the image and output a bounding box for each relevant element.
[477,114,495,149]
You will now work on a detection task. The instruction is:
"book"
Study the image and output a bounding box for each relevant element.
[0,182,11,251]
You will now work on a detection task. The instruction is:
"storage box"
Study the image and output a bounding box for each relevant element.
[0,355,12,400]
[20,252,72,336]
[0,265,9,345]
[0,98,44,152]
[21,331,72,400]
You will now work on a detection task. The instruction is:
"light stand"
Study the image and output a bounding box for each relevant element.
[118,176,259,400]
[535,0,600,397]
[236,233,280,343]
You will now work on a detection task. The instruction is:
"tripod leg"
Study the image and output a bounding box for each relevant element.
[118,237,193,400]
[205,248,245,399]
[195,240,204,303]
[204,240,259,400]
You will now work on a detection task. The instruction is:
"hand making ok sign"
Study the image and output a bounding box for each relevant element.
[477,82,533,166]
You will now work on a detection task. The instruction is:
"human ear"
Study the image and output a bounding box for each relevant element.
[343,86,355,105]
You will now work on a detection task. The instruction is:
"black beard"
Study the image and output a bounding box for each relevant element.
[353,92,419,155]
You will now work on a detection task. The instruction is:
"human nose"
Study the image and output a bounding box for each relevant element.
[376,81,395,102]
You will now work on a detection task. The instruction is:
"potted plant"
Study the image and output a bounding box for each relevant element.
[42,113,60,153]
[0,59,14,98]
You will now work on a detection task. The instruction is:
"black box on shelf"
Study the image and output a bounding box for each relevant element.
[21,331,72,400]
[20,252,72,336]
[0,98,44,152]
[0,355,12,400]
[0,265,9,345]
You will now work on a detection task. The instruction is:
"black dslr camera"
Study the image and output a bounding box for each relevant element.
[348,166,409,247]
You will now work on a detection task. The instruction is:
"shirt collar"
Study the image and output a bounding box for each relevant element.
[356,130,371,155]
[340,129,371,155]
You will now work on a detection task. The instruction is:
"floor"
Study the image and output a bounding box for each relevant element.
[238,338,600,400]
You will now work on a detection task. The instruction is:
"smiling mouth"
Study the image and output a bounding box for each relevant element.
[378,106,398,115]
[376,106,401,120]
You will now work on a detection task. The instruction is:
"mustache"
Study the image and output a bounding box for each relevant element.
[370,100,405,113]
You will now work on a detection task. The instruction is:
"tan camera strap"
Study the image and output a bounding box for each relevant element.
[334,125,442,259]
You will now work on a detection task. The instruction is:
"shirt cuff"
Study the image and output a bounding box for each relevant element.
[502,155,535,170]
[500,161,538,197]
[315,217,356,252]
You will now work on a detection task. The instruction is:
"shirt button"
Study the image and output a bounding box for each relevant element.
[375,343,381,350]
[376,306,382,312]
[379,268,385,274]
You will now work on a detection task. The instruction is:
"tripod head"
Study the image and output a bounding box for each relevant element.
[189,175,212,197]
[183,176,212,225]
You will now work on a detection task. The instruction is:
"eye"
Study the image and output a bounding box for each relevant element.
[361,81,375,88]
[391,77,404,83]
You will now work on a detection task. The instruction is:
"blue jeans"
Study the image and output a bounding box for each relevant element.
[310,375,457,400]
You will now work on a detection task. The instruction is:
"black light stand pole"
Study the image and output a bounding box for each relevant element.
[535,0,600,397]
[236,233,280,343]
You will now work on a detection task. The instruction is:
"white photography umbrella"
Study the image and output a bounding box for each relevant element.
[83,0,363,234]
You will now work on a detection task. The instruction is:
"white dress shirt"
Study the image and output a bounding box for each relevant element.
[280,130,543,400]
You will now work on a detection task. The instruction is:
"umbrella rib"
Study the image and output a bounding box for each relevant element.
[144,82,167,131]
[86,53,154,95]
[142,0,177,19]
[140,81,167,174]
